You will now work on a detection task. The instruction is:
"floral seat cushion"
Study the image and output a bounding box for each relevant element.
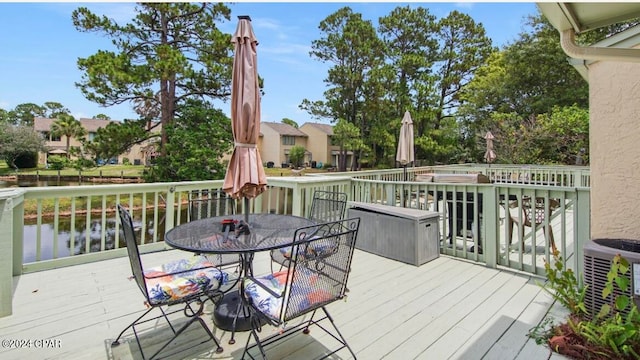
[278,236,337,261]
[144,256,228,305]
[243,270,334,321]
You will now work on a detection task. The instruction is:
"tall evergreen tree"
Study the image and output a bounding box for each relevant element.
[301,7,385,170]
[72,3,233,157]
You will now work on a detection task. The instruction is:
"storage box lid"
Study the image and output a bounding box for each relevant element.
[348,201,439,221]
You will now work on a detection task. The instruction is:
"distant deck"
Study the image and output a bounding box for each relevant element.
[0,248,569,360]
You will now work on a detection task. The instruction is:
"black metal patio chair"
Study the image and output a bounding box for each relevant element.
[188,189,243,276]
[188,189,238,222]
[269,190,347,272]
[242,217,360,360]
[112,204,227,359]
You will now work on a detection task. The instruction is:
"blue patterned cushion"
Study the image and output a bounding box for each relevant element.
[143,256,228,305]
[278,236,335,261]
[243,269,333,321]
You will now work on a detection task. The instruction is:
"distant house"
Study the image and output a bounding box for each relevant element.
[259,122,309,167]
[33,117,159,166]
[299,122,352,168]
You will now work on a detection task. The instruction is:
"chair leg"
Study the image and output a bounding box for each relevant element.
[545,226,557,254]
[319,307,357,359]
[242,325,268,360]
[112,307,156,346]
[148,314,222,359]
[227,298,244,345]
[507,216,514,246]
[148,301,223,359]
[518,222,526,250]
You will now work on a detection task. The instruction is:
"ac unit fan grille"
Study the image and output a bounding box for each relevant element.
[584,239,640,319]
[584,255,632,318]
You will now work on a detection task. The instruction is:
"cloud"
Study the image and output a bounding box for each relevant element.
[455,2,475,10]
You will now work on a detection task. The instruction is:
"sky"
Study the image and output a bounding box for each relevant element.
[0,2,539,125]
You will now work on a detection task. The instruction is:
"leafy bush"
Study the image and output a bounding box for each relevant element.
[72,158,96,170]
[13,152,38,169]
[289,145,306,168]
[532,251,640,359]
[47,155,68,170]
[122,157,130,165]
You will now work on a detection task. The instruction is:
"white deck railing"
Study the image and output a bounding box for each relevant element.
[0,164,590,317]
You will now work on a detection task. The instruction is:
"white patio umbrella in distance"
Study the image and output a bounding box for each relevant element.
[396,110,415,181]
[484,131,496,164]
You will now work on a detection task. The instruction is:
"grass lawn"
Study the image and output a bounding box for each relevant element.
[0,163,145,177]
[1,161,329,178]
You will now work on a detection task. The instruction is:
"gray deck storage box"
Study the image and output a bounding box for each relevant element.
[347,202,440,266]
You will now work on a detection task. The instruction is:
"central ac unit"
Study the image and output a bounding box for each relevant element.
[583,239,640,318]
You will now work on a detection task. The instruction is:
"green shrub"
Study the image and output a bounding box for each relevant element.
[532,252,640,359]
[13,152,39,169]
[47,155,68,170]
[72,158,96,170]
[122,157,130,165]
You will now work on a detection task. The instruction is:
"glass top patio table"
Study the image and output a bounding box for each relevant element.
[164,213,316,254]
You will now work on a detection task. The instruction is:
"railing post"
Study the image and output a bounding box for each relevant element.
[291,183,303,217]
[481,185,498,268]
[574,187,591,285]
[385,184,395,206]
[0,189,25,317]
[165,185,176,233]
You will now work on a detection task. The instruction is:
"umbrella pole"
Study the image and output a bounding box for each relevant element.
[244,197,250,223]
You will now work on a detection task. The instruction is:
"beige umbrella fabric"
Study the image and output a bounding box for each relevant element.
[484,131,496,163]
[396,111,415,181]
[223,16,267,201]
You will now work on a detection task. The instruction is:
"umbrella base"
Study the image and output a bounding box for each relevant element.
[213,290,265,332]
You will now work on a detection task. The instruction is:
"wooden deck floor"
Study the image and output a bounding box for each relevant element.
[0,249,569,360]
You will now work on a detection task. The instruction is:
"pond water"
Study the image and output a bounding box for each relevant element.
[1,176,171,263]
[5,179,83,187]
[22,208,186,263]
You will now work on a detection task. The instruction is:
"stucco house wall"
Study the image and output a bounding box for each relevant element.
[260,122,308,167]
[300,123,332,166]
[34,117,157,166]
[258,124,282,166]
[589,59,640,240]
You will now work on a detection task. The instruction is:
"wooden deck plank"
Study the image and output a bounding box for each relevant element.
[449,276,544,359]
[419,273,534,359]
[484,289,555,359]
[0,249,562,360]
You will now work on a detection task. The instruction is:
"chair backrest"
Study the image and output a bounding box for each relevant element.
[308,190,347,223]
[521,196,560,226]
[189,190,236,221]
[117,204,149,299]
[280,217,359,322]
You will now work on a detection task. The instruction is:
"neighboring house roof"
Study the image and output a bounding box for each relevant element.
[261,122,307,137]
[33,117,55,132]
[78,118,114,132]
[303,122,333,136]
[33,117,116,132]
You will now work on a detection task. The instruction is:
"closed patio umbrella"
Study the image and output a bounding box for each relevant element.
[484,131,496,164]
[223,16,267,221]
[396,111,415,181]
